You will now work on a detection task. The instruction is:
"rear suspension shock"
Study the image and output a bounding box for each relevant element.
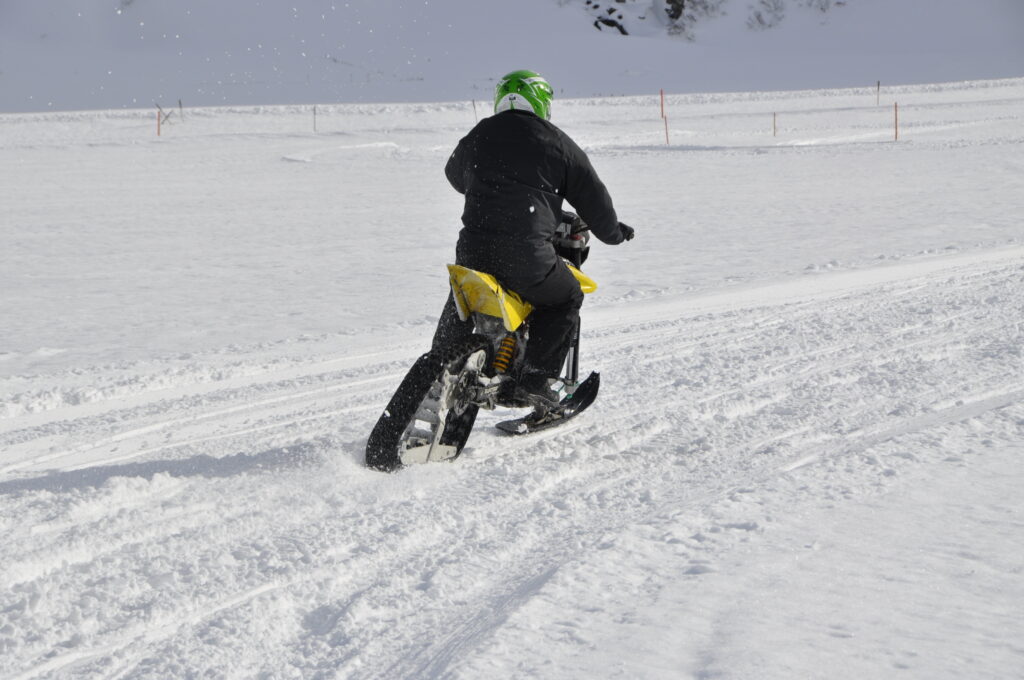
[492,333,517,374]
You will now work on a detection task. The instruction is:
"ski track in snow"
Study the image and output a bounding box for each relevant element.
[2,78,1024,678]
[2,249,1022,679]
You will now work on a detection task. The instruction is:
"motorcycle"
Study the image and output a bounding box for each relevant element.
[364,215,601,472]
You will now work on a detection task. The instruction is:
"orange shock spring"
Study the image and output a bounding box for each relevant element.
[492,334,517,374]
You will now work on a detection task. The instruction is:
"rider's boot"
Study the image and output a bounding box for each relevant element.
[514,372,562,410]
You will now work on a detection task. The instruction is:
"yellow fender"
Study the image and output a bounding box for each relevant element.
[447,263,597,332]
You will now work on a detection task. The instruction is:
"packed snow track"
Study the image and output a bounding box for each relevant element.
[2,248,1022,678]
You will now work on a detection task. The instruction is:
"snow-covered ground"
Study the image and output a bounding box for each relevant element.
[2,77,1023,678]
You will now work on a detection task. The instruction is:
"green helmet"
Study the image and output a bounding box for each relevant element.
[494,69,554,120]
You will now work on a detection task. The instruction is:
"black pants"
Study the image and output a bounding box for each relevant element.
[432,258,583,378]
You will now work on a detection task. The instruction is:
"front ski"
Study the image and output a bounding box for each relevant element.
[496,372,600,435]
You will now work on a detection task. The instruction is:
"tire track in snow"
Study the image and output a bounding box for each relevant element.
[10,582,284,680]
[0,366,403,475]
[779,387,1024,474]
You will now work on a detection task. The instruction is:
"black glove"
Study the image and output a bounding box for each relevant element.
[561,211,587,234]
[618,222,635,242]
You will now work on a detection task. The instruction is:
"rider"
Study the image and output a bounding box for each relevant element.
[432,69,634,405]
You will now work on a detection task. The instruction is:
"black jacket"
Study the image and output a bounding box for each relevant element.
[446,109,622,285]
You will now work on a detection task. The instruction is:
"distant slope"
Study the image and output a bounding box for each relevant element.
[559,0,843,38]
[0,0,1022,112]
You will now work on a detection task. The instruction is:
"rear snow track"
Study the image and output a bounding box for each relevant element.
[1,247,1022,679]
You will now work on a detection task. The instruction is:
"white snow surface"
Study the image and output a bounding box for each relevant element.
[2,77,1024,678]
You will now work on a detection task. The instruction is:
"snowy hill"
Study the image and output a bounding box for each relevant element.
[1,0,1022,112]
[2,74,1023,676]
[562,0,843,37]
